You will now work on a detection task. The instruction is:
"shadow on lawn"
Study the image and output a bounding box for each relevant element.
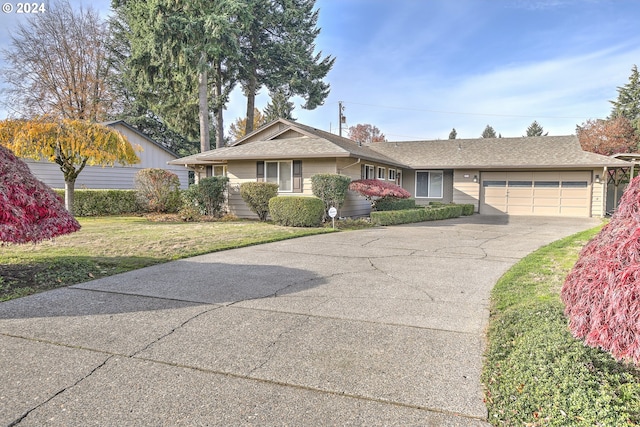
[0,259,326,318]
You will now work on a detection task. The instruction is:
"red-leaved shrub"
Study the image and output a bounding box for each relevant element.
[348,179,410,199]
[0,145,80,244]
[561,175,640,364]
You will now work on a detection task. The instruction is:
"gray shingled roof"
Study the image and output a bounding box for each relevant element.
[368,135,632,169]
[172,119,405,167]
[169,120,632,170]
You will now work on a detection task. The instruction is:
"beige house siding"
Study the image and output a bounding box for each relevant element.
[226,158,339,219]
[336,158,370,217]
[453,169,480,211]
[592,168,606,217]
[411,169,454,206]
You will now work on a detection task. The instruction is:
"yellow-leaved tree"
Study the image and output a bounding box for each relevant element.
[0,118,140,215]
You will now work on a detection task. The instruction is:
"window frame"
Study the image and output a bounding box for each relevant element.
[364,164,375,180]
[265,160,294,193]
[388,168,397,181]
[377,166,386,180]
[415,170,444,199]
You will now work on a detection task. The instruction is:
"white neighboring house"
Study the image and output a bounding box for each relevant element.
[25,120,190,190]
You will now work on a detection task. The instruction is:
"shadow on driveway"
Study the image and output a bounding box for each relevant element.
[0,261,325,319]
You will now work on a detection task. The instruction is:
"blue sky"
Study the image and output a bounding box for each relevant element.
[1,0,639,140]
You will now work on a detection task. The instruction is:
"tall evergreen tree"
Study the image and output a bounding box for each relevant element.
[111,0,245,150]
[263,88,296,122]
[108,7,199,155]
[610,65,640,136]
[239,0,334,134]
[481,125,497,138]
[448,128,457,139]
[525,120,548,137]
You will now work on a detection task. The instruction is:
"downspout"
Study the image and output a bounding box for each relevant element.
[338,158,361,175]
[603,166,608,216]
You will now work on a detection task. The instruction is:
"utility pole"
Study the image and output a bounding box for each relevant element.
[338,101,346,137]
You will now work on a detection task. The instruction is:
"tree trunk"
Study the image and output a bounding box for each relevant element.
[213,60,225,149]
[65,179,75,216]
[198,69,210,153]
[245,75,257,135]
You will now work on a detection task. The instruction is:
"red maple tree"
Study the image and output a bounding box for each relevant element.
[577,117,639,155]
[561,175,640,364]
[0,145,80,244]
[349,179,410,199]
[347,124,387,144]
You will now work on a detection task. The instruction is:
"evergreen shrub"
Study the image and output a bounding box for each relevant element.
[374,197,416,211]
[461,203,475,216]
[56,189,141,216]
[240,182,279,221]
[269,196,324,227]
[311,173,351,220]
[182,176,229,217]
[370,204,464,226]
[135,168,182,213]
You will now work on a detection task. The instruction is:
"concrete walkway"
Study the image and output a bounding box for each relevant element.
[0,216,600,426]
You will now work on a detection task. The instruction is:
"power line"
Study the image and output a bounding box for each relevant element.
[342,101,591,120]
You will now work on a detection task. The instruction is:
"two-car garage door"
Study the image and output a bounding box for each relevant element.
[480,171,591,217]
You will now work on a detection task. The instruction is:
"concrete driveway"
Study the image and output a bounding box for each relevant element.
[0,215,601,426]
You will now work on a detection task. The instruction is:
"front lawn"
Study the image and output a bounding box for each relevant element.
[483,226,640,426]
[0,216,334,301]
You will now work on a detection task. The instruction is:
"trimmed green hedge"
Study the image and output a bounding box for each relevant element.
[374,197,417,211]
[56,189,141,216]
[461,203,475,216]
[240,182,279,221]
[370,204,474,226]
[269,196,325,227]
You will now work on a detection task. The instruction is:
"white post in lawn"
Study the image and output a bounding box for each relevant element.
[328,206,337,229]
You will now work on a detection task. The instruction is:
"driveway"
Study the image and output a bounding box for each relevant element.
[0,215,601,426]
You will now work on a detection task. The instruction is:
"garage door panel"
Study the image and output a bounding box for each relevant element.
[481,171,591,217]
[508,205,534,214]
[560,198,587,207]
[561,206,589,215]
[533,206,560,215]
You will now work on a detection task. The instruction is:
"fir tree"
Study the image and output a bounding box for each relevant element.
[525,121,548,137]
[239,0,334,133]
[263,88,296,122]
[610,65,640,136]
[481,125,497,138]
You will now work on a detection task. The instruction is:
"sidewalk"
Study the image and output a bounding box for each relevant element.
[0,216,601,426]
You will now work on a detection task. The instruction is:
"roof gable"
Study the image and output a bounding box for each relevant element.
[194,119,405,166]
[102,120,179,159]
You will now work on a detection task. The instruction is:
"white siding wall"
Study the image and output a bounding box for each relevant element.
[592,168,606,217]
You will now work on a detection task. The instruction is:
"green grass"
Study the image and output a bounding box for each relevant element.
[483,226,640,426]
[0,216,336,301]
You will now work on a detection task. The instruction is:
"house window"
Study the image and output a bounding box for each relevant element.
[415,170,443,198]
[396,171,402,186]
[377,166,386,180]
[388,169,397,181]
[363,164,375,179]
[265,160,293,192]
